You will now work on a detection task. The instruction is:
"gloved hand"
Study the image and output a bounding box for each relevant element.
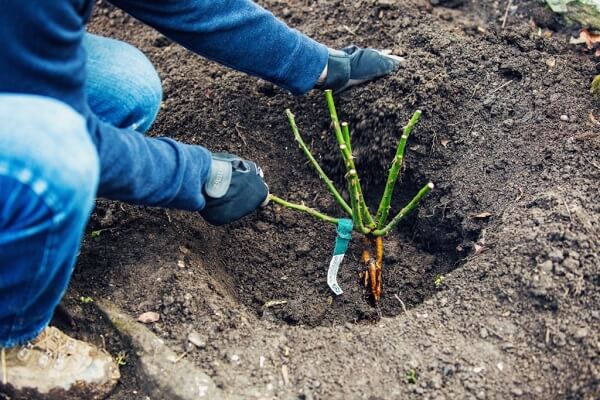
[318,45,405,93]
[200,153,269,226]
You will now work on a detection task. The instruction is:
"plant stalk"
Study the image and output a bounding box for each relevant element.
[269,194,339,225]
[285,109,352,216]
[324,90,375,231]
[372,182,434,236]
[341,122,352,155]
[375,110,422,228]
[347,173,366,232]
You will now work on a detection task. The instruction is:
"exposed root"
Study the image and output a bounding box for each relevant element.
[361,237,383,301]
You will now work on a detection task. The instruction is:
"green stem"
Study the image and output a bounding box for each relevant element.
[343,122,371,227]
[347,171,367,233]
[285,109,352,216]
[269,194,339,225]
[375,110,422,229]
[341,122,352,155]
[324,90,375,232]
[372,182,434,236]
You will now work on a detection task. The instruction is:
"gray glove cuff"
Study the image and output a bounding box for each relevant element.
[322,49,351,92]
[320,45,404,93]
[204,157,232,198]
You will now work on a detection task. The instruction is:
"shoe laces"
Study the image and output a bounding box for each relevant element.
[0,328,77,383]
[18,328,75,370]
[31,328,74,370]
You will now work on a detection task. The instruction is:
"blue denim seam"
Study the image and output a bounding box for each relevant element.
[0,166,60,347]
[0,163,63,212]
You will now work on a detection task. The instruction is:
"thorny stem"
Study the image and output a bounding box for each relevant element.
[324,90,375,232]
[343,122,371,226]
[348,172,365,233]
[269,194,339,225]
[376,110,422,229]
[341,122,352,155]
[285,109,352,216]
[372,182,434,236]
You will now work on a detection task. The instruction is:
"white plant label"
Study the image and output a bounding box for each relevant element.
[327,254,344,295]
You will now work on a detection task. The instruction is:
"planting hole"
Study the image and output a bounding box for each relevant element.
[218,167,476,327]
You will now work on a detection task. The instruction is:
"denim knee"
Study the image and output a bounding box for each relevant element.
[0,95,99,346]
[84,33,162,133]
[0,94,99,213]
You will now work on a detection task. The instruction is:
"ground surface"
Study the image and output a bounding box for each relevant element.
[61,0,599,398]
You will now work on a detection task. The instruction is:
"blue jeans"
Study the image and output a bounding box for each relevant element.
[0,33,162,347]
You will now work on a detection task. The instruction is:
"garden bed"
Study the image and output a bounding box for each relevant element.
[61,0,598,398]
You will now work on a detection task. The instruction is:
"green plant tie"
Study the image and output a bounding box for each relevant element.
[327,218,353,295]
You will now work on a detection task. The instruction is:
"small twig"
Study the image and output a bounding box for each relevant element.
[562,197,572,222]
[234,123,248,146]
[488,79,513,96]
[174,351,188,363]
[394,294,410,317]
[501,0,513,29]
[342,25,357,36]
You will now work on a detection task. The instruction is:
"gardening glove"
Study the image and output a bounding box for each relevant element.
[318,45,405,93]
[200,153,269,226]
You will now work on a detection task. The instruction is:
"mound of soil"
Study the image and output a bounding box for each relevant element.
[61,0,598,398]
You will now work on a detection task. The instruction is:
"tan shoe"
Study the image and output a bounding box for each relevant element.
[0,326,120,400]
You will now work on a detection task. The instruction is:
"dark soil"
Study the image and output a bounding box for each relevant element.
[57,0,600,398]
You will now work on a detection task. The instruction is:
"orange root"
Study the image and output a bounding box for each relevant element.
[375,236,383,268]
[368,260,377,296]
[361,249,371,265]
[359,237,384,301]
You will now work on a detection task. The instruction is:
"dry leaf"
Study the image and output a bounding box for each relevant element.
[571,29,600,49]
[137,311,160,323]
[545,58,556,68]
[472,212,493,219]
[263,299,288,308]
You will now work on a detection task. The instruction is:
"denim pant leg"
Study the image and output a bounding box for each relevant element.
[0,95,99,347]
[83,33,163,133]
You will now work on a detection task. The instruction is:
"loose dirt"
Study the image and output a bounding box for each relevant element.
[59,0,599,398]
